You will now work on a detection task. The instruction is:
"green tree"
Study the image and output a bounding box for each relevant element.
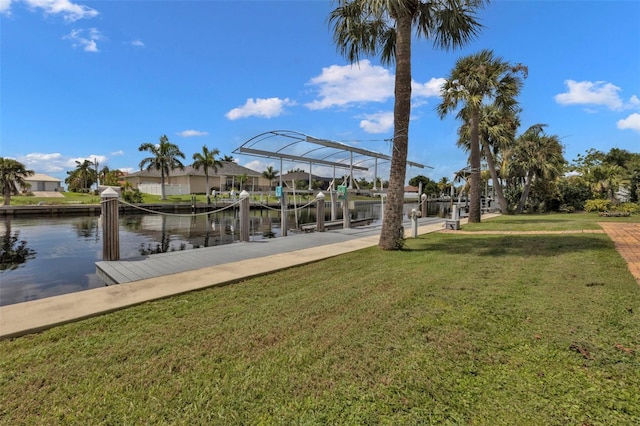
[591,163,625,202]
[138,135,186,200]
[221,155,235,163]
[0,158,34,205]
[66,159,96,193]
[329,0,487,249]
[408,175,438,196]
[262,166,279,190]
[192,145,222,204]
[457,104,520,213]
[507,124,565,214]
[437,177,451,197]
[437,49,527,222]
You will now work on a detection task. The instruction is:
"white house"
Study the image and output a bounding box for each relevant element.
[23,173,64,193]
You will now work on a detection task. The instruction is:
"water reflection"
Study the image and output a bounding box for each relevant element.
[0,221,37,271]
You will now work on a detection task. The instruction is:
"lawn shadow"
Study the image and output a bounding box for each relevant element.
[408,234,614,258]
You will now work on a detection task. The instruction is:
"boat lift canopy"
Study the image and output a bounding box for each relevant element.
[233,130,430,190]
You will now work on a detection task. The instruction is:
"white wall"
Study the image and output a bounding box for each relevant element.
[138,183,191,196]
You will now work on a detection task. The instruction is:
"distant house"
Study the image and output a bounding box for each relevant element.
[122,162,270,195]
[22,173,64,193]
[404,185,419,199]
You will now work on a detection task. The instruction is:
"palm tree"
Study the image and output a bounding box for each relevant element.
[66,159,96,192]
[237,173,248,191]
[591,163,625,203]
[192,145,223,204]
[329,0,487,249]
[262,166,279,191]
[437,176,451,197]
[138,135,186,200]
[437,49,527,222]
[508,124,565,213]
[221,155,235,163]
[0,158,34,205]
[457,104,520,213]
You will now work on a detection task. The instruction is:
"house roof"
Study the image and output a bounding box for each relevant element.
[279,172,333,182]
[25,173,62,183]
[126,162,261,178]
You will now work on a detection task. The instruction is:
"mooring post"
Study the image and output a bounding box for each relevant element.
[330,190,337,221]
[421,193,427,218]
[100,187,120,261]
[239,190,250,242]
[316,192,325,232]
[342,190,351,229]
[280,191,288,237]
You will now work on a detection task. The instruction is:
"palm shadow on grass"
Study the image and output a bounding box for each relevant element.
[406,234,614,257]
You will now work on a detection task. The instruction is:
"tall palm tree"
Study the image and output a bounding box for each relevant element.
[437,49,527,222]
[192,145,222,204]
[508,124,565,213]
[0,158,34,205]
[329,0,487,249]
[138,135,186,200]
[457,104,520,213]
[66,159,96,192]
[262,166,279,191]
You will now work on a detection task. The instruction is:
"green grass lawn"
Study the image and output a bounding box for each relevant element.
[1,215,639,424]
[462,211,640,232]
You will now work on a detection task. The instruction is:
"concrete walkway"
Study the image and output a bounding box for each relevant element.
[1,216,473,339]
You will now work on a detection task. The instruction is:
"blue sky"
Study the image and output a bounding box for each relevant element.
[2,0,639,186]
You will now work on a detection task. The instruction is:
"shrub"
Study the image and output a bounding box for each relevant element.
[584,199,612,212]
[616,202,640,214]
[122,188,143,204]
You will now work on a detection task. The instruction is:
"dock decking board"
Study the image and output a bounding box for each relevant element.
[96,218,446,285]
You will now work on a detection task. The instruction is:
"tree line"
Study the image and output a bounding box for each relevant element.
[409,146,639,214]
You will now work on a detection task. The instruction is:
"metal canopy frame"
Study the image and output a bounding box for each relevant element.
[233,130,429,190]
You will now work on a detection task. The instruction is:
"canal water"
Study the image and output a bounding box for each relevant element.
[0,199,451,306]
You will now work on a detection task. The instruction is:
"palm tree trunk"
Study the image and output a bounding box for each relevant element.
[205,173,211,205]
[516,169,534,214]
[482,143,507,213]
[468,109,482,223]
[160,170,166,200]
[379,14,412,250]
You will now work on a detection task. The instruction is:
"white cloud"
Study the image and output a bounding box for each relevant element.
[554,80,624,110]
[130,39,145,48]
[63,27,103,52]
[305,60,394,110]
[412,77,446,98]
[359,112,394,134]
[110,150,124,156]
[177,129,208,137]
[617,113,640,132]
[0,0,12,15]
[305,60,444,110]
[67,154,107,168]
[23,0,99,22]
[18,152,64,173]
[225,97,295,120]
